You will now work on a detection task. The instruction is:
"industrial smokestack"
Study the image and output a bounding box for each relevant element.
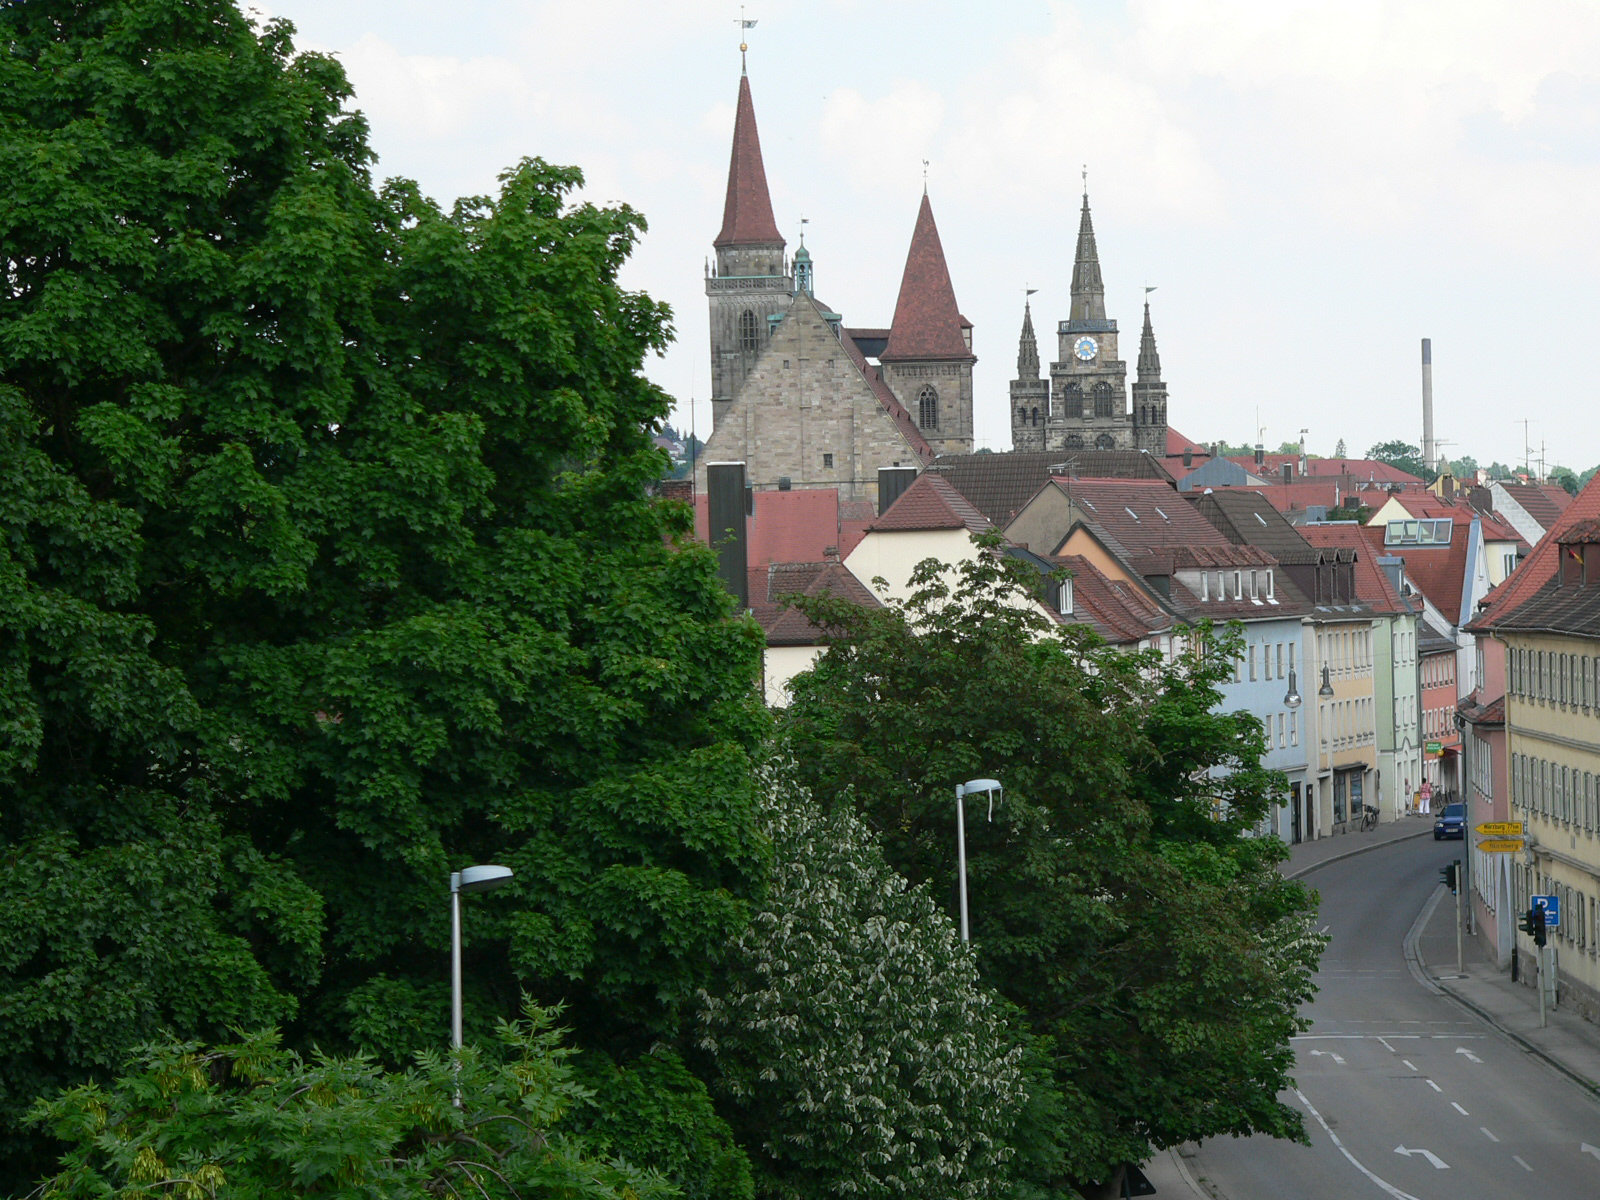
[1421,338,1435,475]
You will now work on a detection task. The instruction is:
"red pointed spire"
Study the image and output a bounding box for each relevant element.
[881,193,972,361]
[714,75,783,248]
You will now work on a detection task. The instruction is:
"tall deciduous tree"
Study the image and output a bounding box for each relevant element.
[0,0,766,1185]
[1365,440,1429,480]
[777,546,1324,1198]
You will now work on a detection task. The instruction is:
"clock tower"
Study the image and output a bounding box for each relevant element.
[1052,189,1127,450]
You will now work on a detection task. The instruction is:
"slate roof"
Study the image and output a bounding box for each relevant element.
[753,560,883,647]
[1188,489,1322,564]
[880,194,974,362]
[714,74,783,247]
[926,449,1174,525]
[868,471,991,534]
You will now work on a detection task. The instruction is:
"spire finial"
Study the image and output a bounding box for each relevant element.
[922,158,929,195]
[798,216,808,247]
[736,7,757,74]
[1082,164,1088,201]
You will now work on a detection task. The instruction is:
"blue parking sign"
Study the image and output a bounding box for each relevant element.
[1534,894,1562,928]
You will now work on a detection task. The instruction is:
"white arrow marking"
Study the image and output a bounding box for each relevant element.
[1582,1143,1600,1161]
[1309,1049,1346,1064]
[1455,1047,1482,1063]
[1394,1146,1449,1169]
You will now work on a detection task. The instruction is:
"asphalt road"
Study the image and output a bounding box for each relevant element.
[1187,836,1600,1200]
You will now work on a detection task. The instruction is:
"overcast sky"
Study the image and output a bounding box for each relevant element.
[271,0,1600,475]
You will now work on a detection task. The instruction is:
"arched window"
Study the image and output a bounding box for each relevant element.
[738,309,760,352]
[1018,406,1027,424]
[1140,404,1148,426]
[1065,433,1084,450]
[1064,381,1083,417]
[1095,433,1116,450]
[1031,407,1040,426]
[1093,382,1114,419]
[918,385,939,430]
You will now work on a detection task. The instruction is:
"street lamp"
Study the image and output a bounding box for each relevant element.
[1283,667,1302,709]
[954,779,1002,942]
[451,864,513,1055]
[1318,664,1335,698]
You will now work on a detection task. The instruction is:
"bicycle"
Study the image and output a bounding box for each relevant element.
[1359,805,1379,832]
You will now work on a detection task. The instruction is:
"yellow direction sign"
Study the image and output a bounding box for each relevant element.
[1476,821,1523,836]
[1477,838,1525,853]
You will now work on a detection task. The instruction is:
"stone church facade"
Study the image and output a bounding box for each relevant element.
[695,68,974,503]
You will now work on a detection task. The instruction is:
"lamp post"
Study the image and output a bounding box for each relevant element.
[451,865,513,1055]
[1318,663,1335,831]
[954,779,1002,942]
[1283,669,1302,841]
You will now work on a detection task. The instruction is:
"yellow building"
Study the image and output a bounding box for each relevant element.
[1492,505,1600,1022]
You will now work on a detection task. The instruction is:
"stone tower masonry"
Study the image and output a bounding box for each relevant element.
[1010,300,1049,451]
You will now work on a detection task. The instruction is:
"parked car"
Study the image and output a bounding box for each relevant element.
[1433,802,1466,840]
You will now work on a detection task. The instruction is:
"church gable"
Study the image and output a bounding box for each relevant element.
[697,293,928,503]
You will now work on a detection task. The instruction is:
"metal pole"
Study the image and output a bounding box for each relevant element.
[1538,943,1547,1029]
[450,872,463,1105]
[1455,869,1463,977]
[955,786,970,942]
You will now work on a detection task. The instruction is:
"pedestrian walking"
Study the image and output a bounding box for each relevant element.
[1420,779,1432,815]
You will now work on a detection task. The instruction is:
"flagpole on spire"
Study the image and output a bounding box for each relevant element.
[736,6,757,74]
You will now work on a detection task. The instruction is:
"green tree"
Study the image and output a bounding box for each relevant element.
[1365,440,1429,480]
[28,1006,677,1200]
[1449,454,1479,480]
[1,0,766,1184]
[1549,466,1580,495]
[776,547,1324,1198]
[697,760,1025,1200]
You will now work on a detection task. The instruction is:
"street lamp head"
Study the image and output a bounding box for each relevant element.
[454,864,514,894]
[1283,667,1302,710]
[1318,664,1334,698]
[957,778,1003,797]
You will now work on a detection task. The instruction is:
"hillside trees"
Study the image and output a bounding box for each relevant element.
[776,546,1325,1198]
[0,0,765,1186]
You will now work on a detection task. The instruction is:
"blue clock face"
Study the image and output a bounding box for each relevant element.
[1073,336,1098,361]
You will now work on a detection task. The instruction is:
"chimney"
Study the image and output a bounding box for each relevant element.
[706,462,749,609]
[1421,338,1435,474]
[1282,463,1293,484]
[878,466,919,515]
[1255,443,1265,467]
[1183,447,1193,468]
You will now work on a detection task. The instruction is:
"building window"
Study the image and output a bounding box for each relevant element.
[1290,709,1298,746]
[822,452,833,469]
[1058,578,1074,614]
[738,309,760,352]
[918,385,940,430]
[1093,381,1114,419]
[1249,645,1257,681]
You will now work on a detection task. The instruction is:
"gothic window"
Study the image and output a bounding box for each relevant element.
[918,385,939,430]
[1064,381,1083,417]
[1140,404,1148,425]
[738,309,760,352]
[1031,407,1040,426]
[1093,382,1114,419]
[1065,433,1084,449]
[1018,406,1026,424]
[1095,433,1116,450]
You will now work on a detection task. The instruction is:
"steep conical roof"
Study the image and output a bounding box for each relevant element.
[1069,191,1106,324]
[714,74,783,248]
[1017,300,1040,379]
[1137,299,1161,380]
[881,193,973,362]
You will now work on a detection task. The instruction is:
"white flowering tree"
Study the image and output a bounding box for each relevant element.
[698,763,1024,1200]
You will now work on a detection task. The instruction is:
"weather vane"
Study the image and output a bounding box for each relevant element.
[922,158,929,193]
[737,6,757,72]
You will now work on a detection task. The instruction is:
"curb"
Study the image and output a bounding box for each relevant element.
[1285,824,1434,881]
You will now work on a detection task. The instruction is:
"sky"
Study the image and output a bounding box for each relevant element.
[268,0,1600,475]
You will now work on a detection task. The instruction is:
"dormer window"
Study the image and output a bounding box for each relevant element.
[1058,578,1074,615]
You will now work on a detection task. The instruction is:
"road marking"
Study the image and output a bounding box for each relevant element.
[1480,1127,1499,1142]
[1378,1037,1397,1053]
[1394,1146,1449,1169]
[1402,1060,1418,1071]
[1582,1143,1600,1161]
[1455,1047,1482,1063]
[1294,1089,1422,1200]
[1309,1049,1346,1064]
[1513,1155,1533,1172]
[1451,1102,1468,1116]
[1427,1080,1441,1092]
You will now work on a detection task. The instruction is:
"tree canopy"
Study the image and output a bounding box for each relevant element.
[1365,440,1429,480]
[1,0,766,1185]
[776,546,1325,1197]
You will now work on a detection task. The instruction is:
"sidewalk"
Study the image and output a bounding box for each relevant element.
[1140,812,1600,1197]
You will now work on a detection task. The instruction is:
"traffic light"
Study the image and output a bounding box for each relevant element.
[1438,861,1458,894]
[1519,906,1548,947]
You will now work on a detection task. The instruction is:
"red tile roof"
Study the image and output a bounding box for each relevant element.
[714,74,783,248]
[1355,522,1469,620]
[1304,458,1425,484]
[1054,553,1172,644]
[1473,471,1600,629]
[693,487,870,568]
[1496,480,1574,532]
[1058,478,1231,556]
[1298,524,1410,614]
[880,194,974,362]
[870,471,991,534]
[753,560,883,646]
[1166,426,1210,458]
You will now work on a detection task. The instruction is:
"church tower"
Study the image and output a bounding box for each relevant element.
[1131,297,1169,453]
[1010,300,1049,451]
[1049,189,1128,450]
[706,67,792,433]
[878,192,977,456]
